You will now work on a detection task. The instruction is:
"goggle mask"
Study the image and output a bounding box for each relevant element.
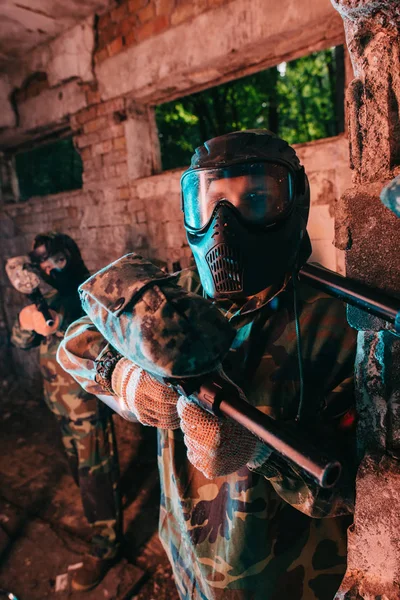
[181,161,302,233]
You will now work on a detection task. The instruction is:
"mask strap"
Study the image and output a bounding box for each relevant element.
[292,270,305,423]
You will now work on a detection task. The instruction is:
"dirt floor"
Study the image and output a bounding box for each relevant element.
[0,377,180,600]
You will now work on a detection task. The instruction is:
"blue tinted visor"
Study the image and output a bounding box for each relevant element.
[181,162,295,230]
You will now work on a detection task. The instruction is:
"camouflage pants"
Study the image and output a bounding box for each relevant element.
[41,342,122,559]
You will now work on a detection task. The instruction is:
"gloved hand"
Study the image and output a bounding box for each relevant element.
[177,374,271,479]
[111,358,180,429]
[19,304,60,336]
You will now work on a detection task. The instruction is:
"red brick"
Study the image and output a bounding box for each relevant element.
[75,132,101,149]
[119,186,130,199]
[83,116,108,134]
[99,124,125,141]
[70,114,80,130]
[95,48,109,64]
[138,1,155,23]
[136,15,168,41]
[136,19,154,41]
[111,3,128,22]
[107,36,124,57]
[128,0,148,13]
[153,13,169,34]
[103,150,127,166]
[155,0,175,16]
[103,165,118,179]
[207,0,228,6]
[171,0,207,25]
[86,88,101,106]
[76,106,97,125]
[79,146,92,161]
[96,98,125,116]
[93,139,114,156]
[99,24,118,46]
[120,15,137,36]
[115,163,129,178]
[83,170,99,183]
[98,12,112,30]
[113,136,127,150]
[124,29,137,47]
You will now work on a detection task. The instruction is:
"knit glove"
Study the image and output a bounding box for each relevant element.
[19,304,60,336]
[111,358,180,429]
[177,373,272,479]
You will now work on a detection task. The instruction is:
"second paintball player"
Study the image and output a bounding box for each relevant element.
[11,232,122,591]
[58,130,357,599]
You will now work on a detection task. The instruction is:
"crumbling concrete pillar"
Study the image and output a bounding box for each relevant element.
[331,2,400,599]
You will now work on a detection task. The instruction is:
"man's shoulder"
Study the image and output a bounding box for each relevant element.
[78,253,202,315]
[173,267,202,295]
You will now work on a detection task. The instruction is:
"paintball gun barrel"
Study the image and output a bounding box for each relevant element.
[174,264,400,489]
[300,263,400,333]
[175,372,342,489]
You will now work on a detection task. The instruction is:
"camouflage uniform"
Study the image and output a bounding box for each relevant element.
[58,253,357,599]
[11,288,121,560]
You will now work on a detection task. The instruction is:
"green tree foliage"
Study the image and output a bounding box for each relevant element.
[15,138,83,201]
[156,47,344,170]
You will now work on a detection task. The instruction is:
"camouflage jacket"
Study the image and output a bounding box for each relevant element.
[11,288,100,421]
[58,253,357,600]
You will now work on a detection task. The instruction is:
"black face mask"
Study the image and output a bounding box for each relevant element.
[186,201,311,299]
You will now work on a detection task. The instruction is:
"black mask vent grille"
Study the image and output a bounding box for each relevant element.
[206,244,243,293]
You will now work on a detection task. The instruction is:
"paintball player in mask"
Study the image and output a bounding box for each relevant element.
[11,232,122,592]
[58,131,357,600]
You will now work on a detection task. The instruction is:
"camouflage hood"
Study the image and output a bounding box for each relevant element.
[78,253,236,378]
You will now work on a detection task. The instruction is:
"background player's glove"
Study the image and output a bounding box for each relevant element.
[19,304,60,336]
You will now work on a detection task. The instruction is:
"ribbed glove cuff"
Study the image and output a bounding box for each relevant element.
[111,357,136,398]
[246,441,273,471]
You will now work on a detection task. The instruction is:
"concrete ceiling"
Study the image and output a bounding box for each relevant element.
[0,0,113,70]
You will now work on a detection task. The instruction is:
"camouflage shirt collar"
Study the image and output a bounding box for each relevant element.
[218,274,292,323]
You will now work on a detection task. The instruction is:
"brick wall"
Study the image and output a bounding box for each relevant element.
[0,0,349,385]
[95,0,233,65]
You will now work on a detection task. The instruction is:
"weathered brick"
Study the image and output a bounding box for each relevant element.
[128,0,148,13]
[103,150,127,166]
[98,12,112,30]
[86,88,101,106]
[136,210,147,223]
[171,0,207,25]
[75,131,101,149]
[107,36,124,57]
[113,136,127,150]
[155,0,175,16]
[99,23,119,47]
[153,14,169,34]
[83,116,109,134]
[119,186,131,199]
[67,207,78,219]
[83,170,99,183]
[120,15,137,37]
[138,1,156,23]
[95,48,109,64]
[103,164,118,179]
[79,146,92,161]
[70,114,80,130]
[77,106,98,125]
[92,139,114,156]
[96,98,125,116]
[99,124,125,141]
[111,3,128,22]
[83,155,103,171]
[115,163,129,178]
[136,15,168,41]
